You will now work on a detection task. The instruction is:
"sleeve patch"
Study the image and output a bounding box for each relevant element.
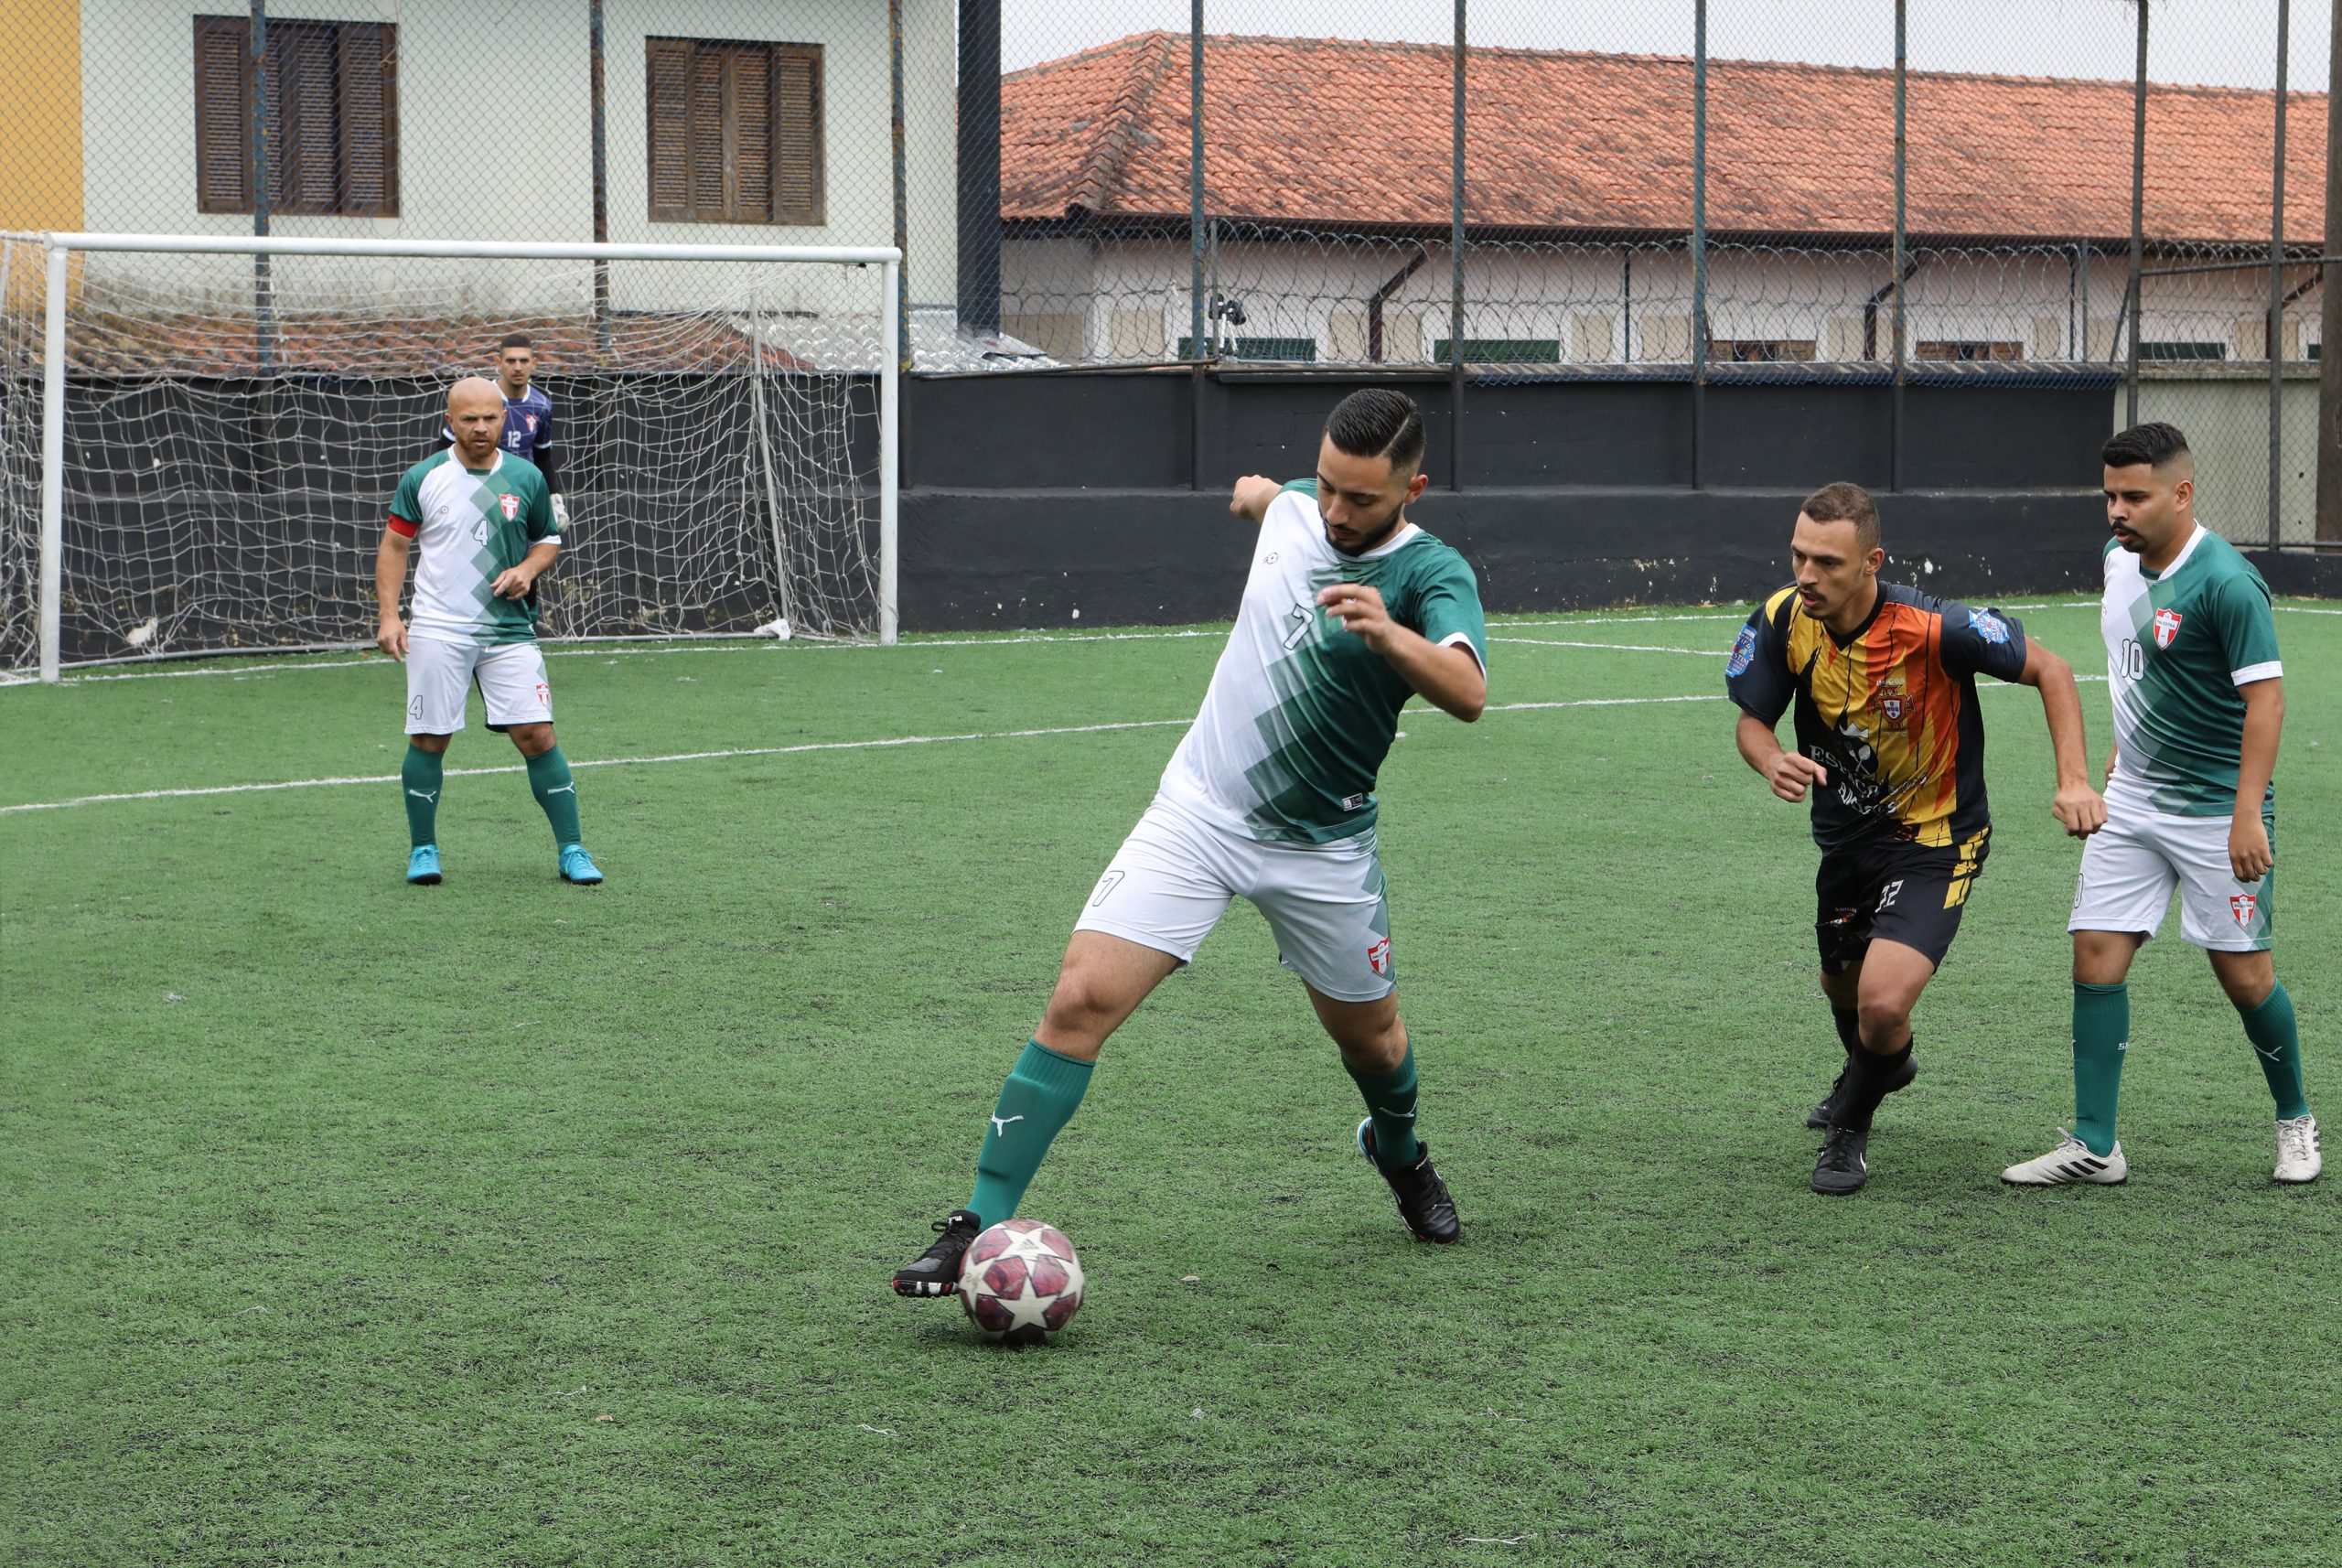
[1968,607,2012,646]
[1724,623,1759,677]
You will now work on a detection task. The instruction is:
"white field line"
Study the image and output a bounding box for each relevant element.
[1494,638,1728,656]
[5,603,2120,689]
[4,692,1743,817]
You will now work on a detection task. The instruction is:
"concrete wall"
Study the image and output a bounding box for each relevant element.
[896,370,2131,630]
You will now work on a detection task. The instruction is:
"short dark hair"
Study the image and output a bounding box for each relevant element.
[1800,480,1881,555]
[1325,388,1425,476]
[499,332,533,353]
[2101,421,2189,470]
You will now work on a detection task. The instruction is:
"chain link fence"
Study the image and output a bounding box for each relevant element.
[0,0,2326,636]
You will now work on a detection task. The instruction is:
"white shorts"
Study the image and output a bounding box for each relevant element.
[2069,789,2273,952]
[405,637,552,736]
[1072,795,1397,1003]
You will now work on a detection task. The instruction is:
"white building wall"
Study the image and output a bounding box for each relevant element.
[1006,235,2310,369]
[72,0,951,323]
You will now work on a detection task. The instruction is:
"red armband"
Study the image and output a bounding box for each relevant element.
[386,514,419,539]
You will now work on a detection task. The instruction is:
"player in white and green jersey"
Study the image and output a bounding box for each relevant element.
[2005,422,2316,1187]
[893,390,1488,1296]
[374,377,604,888]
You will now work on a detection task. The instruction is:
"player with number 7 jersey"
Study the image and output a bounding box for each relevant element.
[889,389,1488,1303]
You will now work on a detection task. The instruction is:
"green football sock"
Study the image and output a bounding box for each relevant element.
[401,744,443,848]
[525,746,583,847]
[2239,981,2309,1122]
[965,1039,1094,1227]
[1348,1043,1421,1166]
[2072,981,2130,1156]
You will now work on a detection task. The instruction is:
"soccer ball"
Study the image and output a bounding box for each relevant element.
[958,1219,1084,1346]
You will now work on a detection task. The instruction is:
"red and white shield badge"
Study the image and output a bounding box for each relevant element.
[2153,607,2183,649]
[500,493,521,521]
[2231,892,2258,929]
[1367,937,1391,978]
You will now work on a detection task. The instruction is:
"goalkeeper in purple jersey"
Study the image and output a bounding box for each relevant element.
[440,333,568,533]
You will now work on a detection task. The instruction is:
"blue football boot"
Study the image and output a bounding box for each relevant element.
[558,844,605,886]
[405,845,443,885]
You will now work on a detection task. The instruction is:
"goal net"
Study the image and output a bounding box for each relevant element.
[0,234,899,681]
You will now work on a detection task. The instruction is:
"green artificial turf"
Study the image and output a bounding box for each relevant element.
[5,598,2340,1565]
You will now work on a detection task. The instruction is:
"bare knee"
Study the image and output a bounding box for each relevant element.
[2073,929,2142,986]
[508,724,555,757]
[1037,970,1133,1058]
[1334,1015,1408,1075]
[1856,996,1912,1050]
[407,732,451,755]
[2210,950,2275,1010]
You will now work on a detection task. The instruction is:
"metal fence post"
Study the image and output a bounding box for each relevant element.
[590,0,611,358]
[2126,0,2149,428]
[2270,0,2291,548]
[956,0,1003,336]
[1691,0,1706,491]
[2321,0,2342,540]
[1450,0,1466,493]
[1892,0,1907,492]
[250,0,272,373]
[1189,1,1206,489]
[890,0,909,374]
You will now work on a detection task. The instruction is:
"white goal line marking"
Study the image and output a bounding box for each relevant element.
[2,692,1736,817]
[1493,638,1728,657]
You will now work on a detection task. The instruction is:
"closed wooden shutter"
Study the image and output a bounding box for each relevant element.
[648,37,822,226]
[271,22,338,214]
[689,45,725,220]
[193,16,250,213]
[647,38,691,221]
[732,45,771,222]
[772,45,822,226]
[339,24,396,216]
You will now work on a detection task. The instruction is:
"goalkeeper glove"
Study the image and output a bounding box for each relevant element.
[550,492,570,530]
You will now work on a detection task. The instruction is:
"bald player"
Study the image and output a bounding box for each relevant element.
[375,377,604,887]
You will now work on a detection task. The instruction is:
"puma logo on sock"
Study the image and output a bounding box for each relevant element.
[407,789,438,802]
[990,1114,1025,1137]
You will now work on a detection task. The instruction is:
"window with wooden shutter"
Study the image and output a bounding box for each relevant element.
[192,16,399,218]
[194,16,250,212]
[647,38,823,226]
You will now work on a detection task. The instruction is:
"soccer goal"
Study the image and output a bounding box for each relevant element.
[0,232,900,682]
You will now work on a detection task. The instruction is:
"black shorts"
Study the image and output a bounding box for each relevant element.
[1814,827,1990,973]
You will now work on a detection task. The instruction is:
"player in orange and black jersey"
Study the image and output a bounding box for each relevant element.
[1727,482,2105,1196]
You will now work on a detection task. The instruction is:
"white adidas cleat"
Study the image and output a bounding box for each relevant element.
[2002,1129,2128,1187]
[2274,1114,2322,1184]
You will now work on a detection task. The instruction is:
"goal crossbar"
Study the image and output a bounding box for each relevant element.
[18,232,903,682]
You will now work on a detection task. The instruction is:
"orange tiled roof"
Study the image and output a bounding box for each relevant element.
[1002,33,2325,244]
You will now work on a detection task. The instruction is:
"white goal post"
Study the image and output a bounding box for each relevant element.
[4,232,900,683]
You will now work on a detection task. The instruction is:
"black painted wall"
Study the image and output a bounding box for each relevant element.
[899,370,2130,630]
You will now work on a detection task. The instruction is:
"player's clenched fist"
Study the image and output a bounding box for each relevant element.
[2052,783,2107,839]
[1229,474,1282,522]
[1316,582,1395,650]
[1767,751,1829,803]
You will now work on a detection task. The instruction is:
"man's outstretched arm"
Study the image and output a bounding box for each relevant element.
[2015,640,2106,837]
[1230,474,1283,523]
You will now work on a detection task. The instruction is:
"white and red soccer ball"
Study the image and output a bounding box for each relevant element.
[958,1219,1084,1346]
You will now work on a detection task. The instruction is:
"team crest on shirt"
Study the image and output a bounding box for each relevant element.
[524,413,539,432]
[500,493,521,521]
[2231,893,2258,929]
[1969,608,2011,645]
[2153,607,2183,649]
[1876,682,1907,729]
[1367,937,1392,978]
